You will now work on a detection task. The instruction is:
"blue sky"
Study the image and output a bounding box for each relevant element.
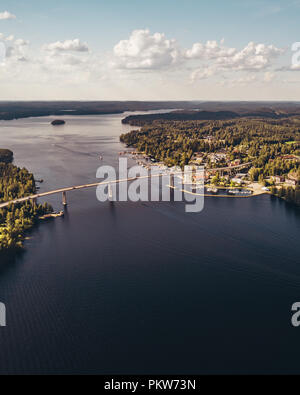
[0,0,299,100]
[2,0,299,48]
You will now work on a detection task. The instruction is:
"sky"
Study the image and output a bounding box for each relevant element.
[0,0,300,100]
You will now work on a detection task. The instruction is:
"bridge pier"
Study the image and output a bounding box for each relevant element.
[169,173,175,201]
[108,184,113,201]
[170,173,175,189]
[62,191,67,206]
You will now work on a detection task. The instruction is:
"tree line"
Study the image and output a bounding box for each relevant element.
[120,117,300,205]
[0,158,52,253]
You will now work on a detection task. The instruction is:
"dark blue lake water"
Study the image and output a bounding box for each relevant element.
[0,113,299,374]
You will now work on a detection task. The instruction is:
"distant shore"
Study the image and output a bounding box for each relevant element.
[2,101,300,122]
[0,101,198,121]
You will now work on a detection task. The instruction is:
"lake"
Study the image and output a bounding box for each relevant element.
[0,113,299,374]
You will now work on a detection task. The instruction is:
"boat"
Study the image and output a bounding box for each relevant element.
[207,187,218,194]
[228,189,240,195]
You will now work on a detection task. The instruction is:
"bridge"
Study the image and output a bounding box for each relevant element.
[0,177,140,209]
[205,162,252,177]
[0,162,253,209]
[0,172,184,209]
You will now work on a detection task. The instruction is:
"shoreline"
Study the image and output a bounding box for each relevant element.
[121,148,268,199]
[170,186,266,198]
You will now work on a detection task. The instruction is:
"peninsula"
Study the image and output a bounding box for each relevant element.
[120,114,300,206]
[0,150,53,253]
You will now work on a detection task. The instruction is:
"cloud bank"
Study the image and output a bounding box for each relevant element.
[0,28,298,100]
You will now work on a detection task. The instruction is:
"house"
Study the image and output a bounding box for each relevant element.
[236,173,247,179]
[215,152,227,160]
[209,152,227,164]
[231,177,243,185]
[286,174,299,186]
[273,176,285,184]
[191,152,204,163]
[288,173,299,182]
[193,152,204,158]
[281,155,299,161]
[230,159,241,167]
[286,179,298,186]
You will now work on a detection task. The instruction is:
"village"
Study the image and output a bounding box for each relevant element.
[119,146,300,199]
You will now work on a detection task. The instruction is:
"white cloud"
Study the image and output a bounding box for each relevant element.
[190,41,284,81]
[191,66,218,81]
[0,34,29,61]
[43,39,89,53]
[186,40,236,60]
[39,39,92,78]
[29,31,286,85]
[217,42,284,71]
[0,11,16,20]
[0,28,289,99]
[14,39,29,46]
[43,53,87,68]
[112,29,181,70]
[0,33,14,41]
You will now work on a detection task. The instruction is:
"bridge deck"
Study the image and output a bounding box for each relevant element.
[0,163,252,209]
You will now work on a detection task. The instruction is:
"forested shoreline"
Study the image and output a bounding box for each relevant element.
[3,101,300,121]
[0,101,197,121]
[0,153,52,253]
[120,117,300,206]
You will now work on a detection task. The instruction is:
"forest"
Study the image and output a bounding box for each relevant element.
[122,105,300,126]
[270,184,300,206]
[0,101,197,120]
[120,117,300,205]
[0,157,52,253]
[3,101,300,121]
[0,149,13,164]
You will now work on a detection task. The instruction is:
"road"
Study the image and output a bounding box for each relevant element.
[0,162,253,209]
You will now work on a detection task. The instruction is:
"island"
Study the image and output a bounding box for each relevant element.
[0,149,13,164]
[0,150,53,254]
[51,119,66,126]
